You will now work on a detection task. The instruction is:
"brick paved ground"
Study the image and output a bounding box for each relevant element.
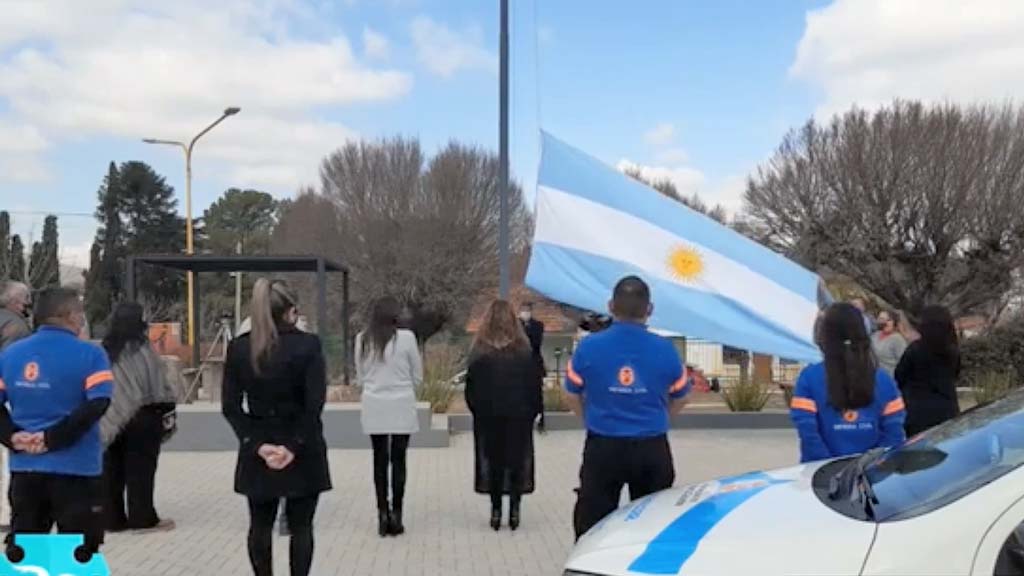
[103,429,798,576]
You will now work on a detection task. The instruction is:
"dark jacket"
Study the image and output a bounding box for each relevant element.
[222,326,331,498]
[465,348,543,422]
[895,340,961,437]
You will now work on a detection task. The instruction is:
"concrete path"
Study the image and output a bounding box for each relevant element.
[103,429,799,576]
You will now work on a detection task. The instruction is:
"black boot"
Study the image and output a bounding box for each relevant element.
[388,506,405,536]
[509,497,521,531]
[490,501,502,531]
[377,509,389,537]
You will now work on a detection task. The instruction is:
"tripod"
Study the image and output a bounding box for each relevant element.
[183,319,233,402]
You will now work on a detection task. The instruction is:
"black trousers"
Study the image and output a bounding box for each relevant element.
[370,434,409,512]
[247,495,320,576]
[481,417,533,508]
[573,434,675,540]
[6,472,104,556]
[105,405,164,530]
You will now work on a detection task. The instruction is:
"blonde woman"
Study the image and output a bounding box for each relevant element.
[222,279,330,576]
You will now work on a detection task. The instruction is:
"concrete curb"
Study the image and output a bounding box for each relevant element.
[165,403,449,452]
[447,411,794,432]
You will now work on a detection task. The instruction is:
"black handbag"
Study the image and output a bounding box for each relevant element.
[151,402,178,443]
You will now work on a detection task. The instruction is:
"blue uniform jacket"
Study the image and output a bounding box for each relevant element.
[790,362,906,463]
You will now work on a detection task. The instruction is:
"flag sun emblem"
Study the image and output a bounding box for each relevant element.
[667,246,705,282]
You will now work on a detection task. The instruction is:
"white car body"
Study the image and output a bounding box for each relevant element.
[565,392,1024,576]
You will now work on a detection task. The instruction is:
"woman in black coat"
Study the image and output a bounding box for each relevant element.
[223,279,331,576]
[466,299,544,532]
[895,305,961,437]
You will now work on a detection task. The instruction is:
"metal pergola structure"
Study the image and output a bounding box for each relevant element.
[125,254,350,381]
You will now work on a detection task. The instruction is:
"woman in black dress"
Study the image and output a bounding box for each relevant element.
[895,305,961,437]
[222,279,331,576]
[465,300,543,531]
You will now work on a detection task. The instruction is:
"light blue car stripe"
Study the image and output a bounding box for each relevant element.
[627,472,787,575]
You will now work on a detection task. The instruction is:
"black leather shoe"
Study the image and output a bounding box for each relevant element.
[378,510,389,537]
[388,508,405,536]
[509,500,521,531]
[490,506,502,531]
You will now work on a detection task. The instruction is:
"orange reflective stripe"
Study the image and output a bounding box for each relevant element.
[670,367,690,393]
[85,370,114,390]
[883,397,906,416]
[566,360,584,387]
[791,397,817,413]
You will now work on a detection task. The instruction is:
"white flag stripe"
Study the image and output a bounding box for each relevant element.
[534,185,817,341]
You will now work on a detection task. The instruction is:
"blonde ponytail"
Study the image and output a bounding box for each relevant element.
[250,278,279,373]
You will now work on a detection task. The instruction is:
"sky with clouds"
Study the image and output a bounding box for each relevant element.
[3,0,1024,269]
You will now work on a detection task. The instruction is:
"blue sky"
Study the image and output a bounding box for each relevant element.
[2,0,1023,268]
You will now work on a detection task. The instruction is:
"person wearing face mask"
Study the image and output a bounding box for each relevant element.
[0,287,113,560]
[872,310,909,377]
[518,302,546,431]
[0,281,32,352]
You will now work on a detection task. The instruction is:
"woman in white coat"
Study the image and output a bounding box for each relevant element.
[356,297,422,538]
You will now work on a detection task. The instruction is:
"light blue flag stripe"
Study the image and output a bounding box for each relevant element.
[528,242,822,362]
[538,131,818,300]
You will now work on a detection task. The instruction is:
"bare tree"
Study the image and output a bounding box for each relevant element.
[275,137,531,341]
[744,100,1024,318]
[622,167,729,224]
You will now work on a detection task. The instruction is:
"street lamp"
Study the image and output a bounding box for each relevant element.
[143,107,241,357]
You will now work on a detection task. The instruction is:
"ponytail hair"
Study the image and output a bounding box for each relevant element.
[821,303,876,411]
[250,278,298,373]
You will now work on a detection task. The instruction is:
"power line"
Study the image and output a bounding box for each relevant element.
[4,210,93,218]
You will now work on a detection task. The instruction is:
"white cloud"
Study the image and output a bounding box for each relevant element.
[0,0,414,193]
[792,0,1024,116]
[410,16,496,78]
[617,159,705,197]
[643,123,676,148]
[363,26,391,60]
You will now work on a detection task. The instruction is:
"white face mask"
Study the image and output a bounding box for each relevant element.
[519,311,532,322]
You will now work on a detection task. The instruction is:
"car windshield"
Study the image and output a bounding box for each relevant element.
[858,389,1024,522]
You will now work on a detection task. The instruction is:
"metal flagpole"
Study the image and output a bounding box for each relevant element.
[498,0,511,298]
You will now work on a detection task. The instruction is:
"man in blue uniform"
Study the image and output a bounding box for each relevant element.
[565,276,691,539]
[0,287,113,558]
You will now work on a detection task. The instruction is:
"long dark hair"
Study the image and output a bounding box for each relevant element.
[472,299,530,357]
[362,297,401,362]
[822,303,876,411]
[102,302,148,363]
[250,278,298,373]
[917,305,959,363]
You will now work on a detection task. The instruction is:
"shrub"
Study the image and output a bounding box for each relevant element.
[721,375,771,412]
[962,315,1024,388]
[417,342,466,413]
[971,370,1016,406]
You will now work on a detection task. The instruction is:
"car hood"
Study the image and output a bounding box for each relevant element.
[565,463,877,576]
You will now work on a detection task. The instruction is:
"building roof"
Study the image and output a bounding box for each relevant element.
[465,285,577,334]
[127,254,347,273]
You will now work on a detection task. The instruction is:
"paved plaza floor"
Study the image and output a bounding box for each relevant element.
[104,429,798,576]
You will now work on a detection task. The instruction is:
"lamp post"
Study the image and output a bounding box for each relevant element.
[143,107,240,357]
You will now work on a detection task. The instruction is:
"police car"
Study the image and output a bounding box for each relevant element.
[565,388,1024,576]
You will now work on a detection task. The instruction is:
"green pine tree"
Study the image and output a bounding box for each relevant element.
[9,235,26,282]
[119,161,186,311]
[28,215,60,289]
[85,162,127,329]
[0,211,10,280]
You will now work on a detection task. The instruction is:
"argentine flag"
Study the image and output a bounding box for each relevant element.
[526,132,826,362]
